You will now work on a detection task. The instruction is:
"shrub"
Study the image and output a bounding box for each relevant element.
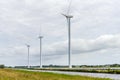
[0,64,5,68]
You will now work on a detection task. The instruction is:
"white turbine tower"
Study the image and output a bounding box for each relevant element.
[26,44,30,68]
[62,0,73,68]
[38,27,43,68]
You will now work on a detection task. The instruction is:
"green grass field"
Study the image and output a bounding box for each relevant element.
[0,69,111,80]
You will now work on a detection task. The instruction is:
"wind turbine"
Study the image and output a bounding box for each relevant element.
[26,44,30,68]
[62,0,73,68]
[38,27,43,68]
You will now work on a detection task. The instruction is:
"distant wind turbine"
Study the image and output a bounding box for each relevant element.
[26,44,30,68]
[62,0,73,68]
[38,27,43,68]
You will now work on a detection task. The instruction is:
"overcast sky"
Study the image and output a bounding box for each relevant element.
[0,0,120,66]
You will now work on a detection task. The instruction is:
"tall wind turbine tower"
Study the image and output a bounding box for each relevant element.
[62,0,73,68]
[38,27,43,68]
[26,44,30,68]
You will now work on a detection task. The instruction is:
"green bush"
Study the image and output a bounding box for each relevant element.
[0,65,5,68]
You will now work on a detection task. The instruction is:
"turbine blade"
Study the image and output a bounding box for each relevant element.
[67,0,72,15]
[61,13,67,17]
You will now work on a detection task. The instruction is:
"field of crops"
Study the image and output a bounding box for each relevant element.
[0,69,111,80]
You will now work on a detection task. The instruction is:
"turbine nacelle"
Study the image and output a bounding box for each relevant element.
[62,14,73,18]
[25,44,30,47]
[39,36,43,38]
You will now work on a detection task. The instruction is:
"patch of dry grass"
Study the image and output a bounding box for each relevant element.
[0,69,111,80]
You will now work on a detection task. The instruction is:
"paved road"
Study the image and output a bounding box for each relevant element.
[29,70,120,80]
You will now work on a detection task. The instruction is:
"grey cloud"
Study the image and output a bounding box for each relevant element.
[26,34,120,65]
[0,0,120,65]
[30,34,120,60]
[43,34,120,56]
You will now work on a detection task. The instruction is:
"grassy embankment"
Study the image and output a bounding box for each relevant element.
[34,68,120,74]
[0,69,111,80]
